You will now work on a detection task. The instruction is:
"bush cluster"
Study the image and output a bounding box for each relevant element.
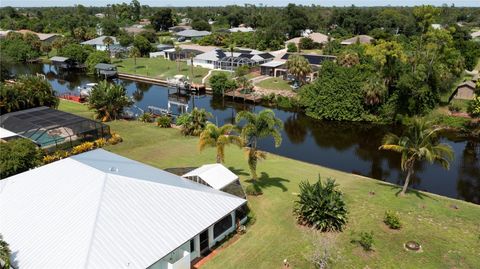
[294,177,348,232]
[156,115,172,128]
[383,210,402,229]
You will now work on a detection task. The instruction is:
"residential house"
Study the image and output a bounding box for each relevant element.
[260,52,336,81]
[341,35,374,45]
[285,32,332,49]
[0,30,12,39]
[95,13,105,18]
[81,35,120,51]
[471,30,480,41]
[0,149,247,269]
[122,25,147,35]
[450,81,477,100]
[229,26,255,33]
[169,25,192,33]
[49,56,76,69]
[191,48,274,70]
[139,18,151,25]
[162,44,217,61]
[175,29,211,41]
[16,29,60,44]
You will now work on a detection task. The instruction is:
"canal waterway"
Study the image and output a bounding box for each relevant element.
[8,63,480,204]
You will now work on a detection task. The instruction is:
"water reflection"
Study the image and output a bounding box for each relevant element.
[7,63,480,204]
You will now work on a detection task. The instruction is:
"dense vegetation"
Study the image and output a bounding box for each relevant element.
[88,80,133,121]
[0,139,42,179]
[0,75,59,114]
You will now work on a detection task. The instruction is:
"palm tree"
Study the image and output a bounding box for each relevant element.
[88,80,133,122]
[103,36,114,54]
[129,47,141,68]
[179,108,213,136]
[199,123,243,163]
[174,45,182,72]
[379,119,454,196]
[362,76,386,106]
[285,54,312,86]
[228,43,235,72]
[236,109,283,180]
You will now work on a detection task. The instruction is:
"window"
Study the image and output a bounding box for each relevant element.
[213,214,232,238]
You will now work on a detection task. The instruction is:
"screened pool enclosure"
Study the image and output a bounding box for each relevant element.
[0,107,110,150]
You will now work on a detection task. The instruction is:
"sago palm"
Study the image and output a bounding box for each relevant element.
[379,119,454,196]
[236,109,283,180]
[199,123,243,163]
[285,54,312,85]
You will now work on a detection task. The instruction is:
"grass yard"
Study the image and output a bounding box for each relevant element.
[256,77,293,91]
[60,100,480,269]
[113,57,210,84]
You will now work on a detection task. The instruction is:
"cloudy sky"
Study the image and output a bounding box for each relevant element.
[1,0,479,7]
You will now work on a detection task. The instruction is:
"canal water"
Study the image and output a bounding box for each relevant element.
[8,64,480,204]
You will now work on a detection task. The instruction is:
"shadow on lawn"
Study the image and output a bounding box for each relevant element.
[246,172,290,192]
[227,166,250,177]
[375,182,437,201]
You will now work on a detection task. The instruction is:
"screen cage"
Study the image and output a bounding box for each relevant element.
[0,106,111,151]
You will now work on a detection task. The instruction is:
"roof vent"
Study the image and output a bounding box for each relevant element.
[109,167,118,172]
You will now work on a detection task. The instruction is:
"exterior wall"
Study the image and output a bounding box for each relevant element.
[191,59,215,69]
[454,87,475,100]
[147,208,245,269]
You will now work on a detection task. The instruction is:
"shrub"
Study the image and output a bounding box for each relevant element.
[42,150,70,164]
[209,72,237,96]
[156,115,172,128]
[359,231,374,251]
[467,96,480,118]
[245,183,263,196]
[85,51,111,74]
[294,177,348,232]
[94,138,107,148]
[107,132,123,145]
[139,112,153,123]
[448,104,461,113]
[0,233,11,269]
[177,108,212,136]
[287,42,298,52]
[0,138,42,178]
[71,141,95,155]
[384,210,402,229]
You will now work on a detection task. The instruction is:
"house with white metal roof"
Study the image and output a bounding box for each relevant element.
[175,30,211,41]
[0,149,247,269]
[81,36,120,51]
[191,48,274,70]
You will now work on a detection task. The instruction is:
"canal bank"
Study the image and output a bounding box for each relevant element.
[7,63,480,204]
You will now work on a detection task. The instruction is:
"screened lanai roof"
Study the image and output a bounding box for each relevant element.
[0,106,110,148]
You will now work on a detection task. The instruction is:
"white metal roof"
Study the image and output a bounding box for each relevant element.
[0,127,18,139]
[81,35,118,46]
[176,29,211,37]
[0,149,246,269]
[183,164,239,190]
[260,60,286,67]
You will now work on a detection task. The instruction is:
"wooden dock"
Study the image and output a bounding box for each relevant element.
[224,89,263,103]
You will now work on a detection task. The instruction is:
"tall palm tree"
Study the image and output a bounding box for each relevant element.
[285,54,312,85]
[362,76,387,106]
[379,119,454,196]
[236,109,283,180]
[174,45,182,72]
[88,80,133,122]
[103,36,114,54]
[129,47,141,68]
[229,43,236,71]
[199,123,243,163]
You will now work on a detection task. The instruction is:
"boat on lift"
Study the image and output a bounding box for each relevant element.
[167,75,190,90]
[77,83,98,97]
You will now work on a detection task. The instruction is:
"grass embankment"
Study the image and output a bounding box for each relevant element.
[113,57,209,84]
[256,77,293,91]
[60,100,480,269]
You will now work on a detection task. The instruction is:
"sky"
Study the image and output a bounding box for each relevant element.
[1,0,479,7]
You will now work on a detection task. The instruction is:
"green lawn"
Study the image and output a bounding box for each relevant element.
[256,77,293,91]
[60,100,480,269]
[113,57,210,84]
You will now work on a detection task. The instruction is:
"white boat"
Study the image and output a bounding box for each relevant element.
[167,75,190,89]
[78,83,98,97]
